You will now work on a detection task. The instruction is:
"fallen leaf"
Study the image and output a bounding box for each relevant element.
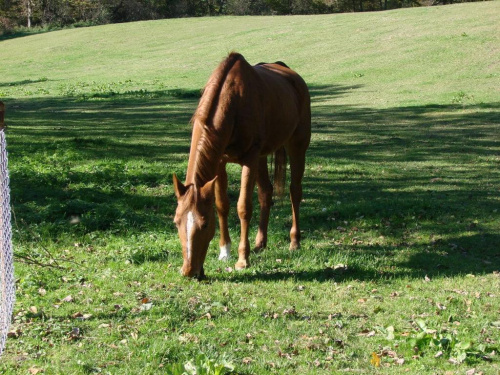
[178,333,199,343]
[381,349,398,358]
[29,306,38,314]
[68,327,80,340]
[62,295,73,303]
[371,352,381,367]
[38,288,47,296]
[140,303,153,311]
[358,329,375,337]
[28,367,44,374]
[7,329,21,338]
[283,308,297,316]
[333,263,348,271]
[242,357,252,364]
[278,351,293,359]
[436,303,447,310]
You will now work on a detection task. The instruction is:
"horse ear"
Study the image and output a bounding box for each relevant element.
[200,176,217,201]
[173,174,188,199]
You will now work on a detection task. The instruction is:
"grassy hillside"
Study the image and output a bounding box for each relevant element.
[1,2,498,105]
[0,2,499,374]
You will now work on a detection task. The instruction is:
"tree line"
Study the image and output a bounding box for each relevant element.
[0,0,486,34]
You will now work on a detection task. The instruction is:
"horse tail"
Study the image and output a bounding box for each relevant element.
[273,147,287,197]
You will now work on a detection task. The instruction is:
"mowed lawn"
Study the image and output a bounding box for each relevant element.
[0,2,499,374]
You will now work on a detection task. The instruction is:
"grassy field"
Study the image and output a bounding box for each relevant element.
[1,1,499,374]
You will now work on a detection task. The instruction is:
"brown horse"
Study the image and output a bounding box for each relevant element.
[173,53,311,278]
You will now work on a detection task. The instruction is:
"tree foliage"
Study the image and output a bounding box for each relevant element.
[0,0,488,33]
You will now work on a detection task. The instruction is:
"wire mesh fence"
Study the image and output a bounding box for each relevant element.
[0,102,15,356]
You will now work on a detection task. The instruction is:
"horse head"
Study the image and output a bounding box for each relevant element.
[173,174,217,278]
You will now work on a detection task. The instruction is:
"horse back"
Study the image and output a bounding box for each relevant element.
[197,54,310,162]
[252,62,311,148]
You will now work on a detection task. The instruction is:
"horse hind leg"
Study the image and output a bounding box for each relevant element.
[255,156,273,251]
[215,162,231,260]
[287,142,308,251]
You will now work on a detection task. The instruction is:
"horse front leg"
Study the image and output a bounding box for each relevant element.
[235,162,257,270]
[255,156,273,250]
[215,162,231,260]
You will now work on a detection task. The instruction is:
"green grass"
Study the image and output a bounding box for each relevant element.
[1,2,499,374]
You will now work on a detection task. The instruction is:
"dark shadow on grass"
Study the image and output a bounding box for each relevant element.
[4,84,500,280]
[0,78,51,87]
[5,91,200,237]
[209,231,500,283]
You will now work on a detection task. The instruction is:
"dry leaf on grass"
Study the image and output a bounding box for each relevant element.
[358,329,376,337]
[371,352,381,367]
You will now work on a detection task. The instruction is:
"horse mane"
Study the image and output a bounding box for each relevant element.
[194,52,245,126]
[188,53,246,185]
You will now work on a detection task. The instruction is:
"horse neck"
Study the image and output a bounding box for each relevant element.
[185,53,245,187]
[185,122,226,187]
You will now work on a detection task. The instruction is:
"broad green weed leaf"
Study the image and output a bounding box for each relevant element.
[416,319,427,332]
[386,326,395,340]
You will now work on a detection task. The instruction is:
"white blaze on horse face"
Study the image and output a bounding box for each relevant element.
[186,211,194,260]
[219,243,231,261]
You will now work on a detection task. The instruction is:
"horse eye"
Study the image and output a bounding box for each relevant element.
[199,218,208,230]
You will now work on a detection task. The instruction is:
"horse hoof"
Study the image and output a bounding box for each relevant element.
[289,241,300,251]
[235,259,250,270]
[253,243,266,253]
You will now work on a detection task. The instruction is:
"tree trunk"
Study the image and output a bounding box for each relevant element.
[27,0,32,28]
